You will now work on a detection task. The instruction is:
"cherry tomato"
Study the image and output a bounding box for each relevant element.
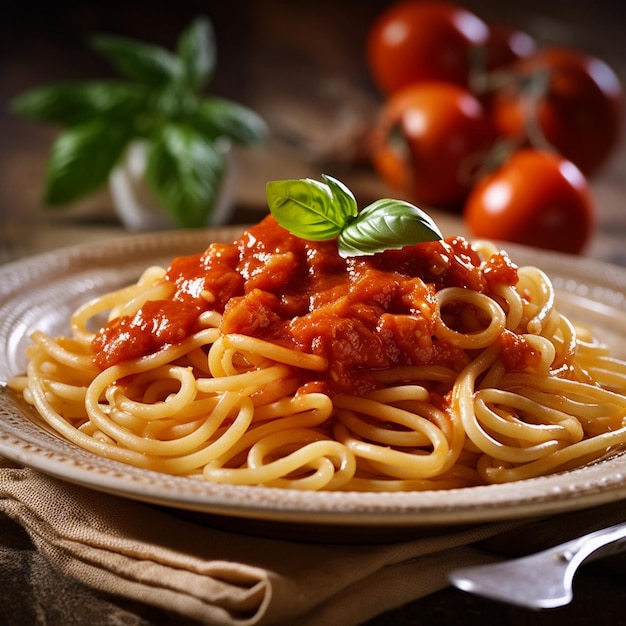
[367,1,489,95]
[370,82,494,208]
[371,83,493,206]
[484,24,536,72]
[473,25,537,111]
[490,47,623,175]
[463,149,595,254]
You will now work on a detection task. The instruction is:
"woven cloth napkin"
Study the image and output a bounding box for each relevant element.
[1,456,625,626]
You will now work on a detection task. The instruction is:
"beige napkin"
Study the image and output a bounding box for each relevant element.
[1,457,624,626]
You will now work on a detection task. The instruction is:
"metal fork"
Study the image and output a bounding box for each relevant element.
[449,521,626,609]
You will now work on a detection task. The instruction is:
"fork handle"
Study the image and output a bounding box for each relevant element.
[560,520,626,566]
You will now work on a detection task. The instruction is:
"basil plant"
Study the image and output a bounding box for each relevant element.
[10,17,267,228]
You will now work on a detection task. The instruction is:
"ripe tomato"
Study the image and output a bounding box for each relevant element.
[463,149,594,254]
[490,47,623,175]
[484,24,536,72]
[370,82,494,208]
[367,1,489,95]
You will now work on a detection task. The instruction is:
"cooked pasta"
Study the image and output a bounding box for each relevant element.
[8,216,626,491]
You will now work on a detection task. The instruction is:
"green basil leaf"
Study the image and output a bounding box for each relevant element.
[44,121,130,205]
[177,16,215,91]
[190,97,268,145]
[145,124,225,228]
[321,174,358,223]
[90,34,183,86]
[338,198,443,258]
[10,81,145,127]
[266,176,357,241]
[142,84,196,124]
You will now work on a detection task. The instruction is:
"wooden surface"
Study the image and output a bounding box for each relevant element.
[1,1,626,624]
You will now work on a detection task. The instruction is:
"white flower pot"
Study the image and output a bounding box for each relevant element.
[109,140,236,231]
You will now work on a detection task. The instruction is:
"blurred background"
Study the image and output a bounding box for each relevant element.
[1,0,625,262]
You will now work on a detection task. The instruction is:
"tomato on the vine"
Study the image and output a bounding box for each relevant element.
[366,1,489,95]
[463,149,594,254]
[490,47,623,176]
[484,24,536,72]
[370,82,494,208]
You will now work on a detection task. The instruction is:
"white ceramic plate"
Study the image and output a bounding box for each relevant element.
[1,229,626,531]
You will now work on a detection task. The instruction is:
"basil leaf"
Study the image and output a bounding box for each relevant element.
[321,174,358,222]
[10,81,145,127]
[90,34,183,86]
[191,98,268,145]
[143,84,196,124]
[177,16,215,91]
[338,198,443,258]
[44,121,130,205]
[266,176,357,241]
[146,124,225,228]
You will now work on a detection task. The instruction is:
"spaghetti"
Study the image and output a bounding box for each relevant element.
[9,215,626,491]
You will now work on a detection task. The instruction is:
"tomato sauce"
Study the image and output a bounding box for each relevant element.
[499,329,542,371]
[92,215,519,394]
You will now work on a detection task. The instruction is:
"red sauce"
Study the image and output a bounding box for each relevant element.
[499,329,542,371]
[92,215,519,394]
[483,250,518,288]
[91,300,203,368]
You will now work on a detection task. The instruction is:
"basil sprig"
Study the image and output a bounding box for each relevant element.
[10,17,267,228]
[266,175,443,257]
